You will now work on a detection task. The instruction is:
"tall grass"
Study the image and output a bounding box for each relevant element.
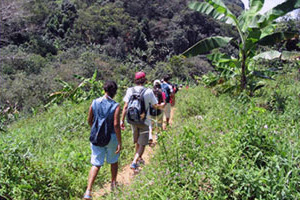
[1,69,299,199]
[0,98,134,199]
[109,69,300,199]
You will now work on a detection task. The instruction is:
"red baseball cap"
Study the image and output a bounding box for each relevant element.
[135,71,146,80]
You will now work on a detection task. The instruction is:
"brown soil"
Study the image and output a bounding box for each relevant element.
[92,107,175,198]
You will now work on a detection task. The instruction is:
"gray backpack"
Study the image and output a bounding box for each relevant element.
[126,88,147,125]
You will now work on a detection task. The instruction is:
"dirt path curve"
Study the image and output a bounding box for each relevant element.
[93,108,175,198]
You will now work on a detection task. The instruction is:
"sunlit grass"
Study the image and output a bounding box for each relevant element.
[109,69,300,200]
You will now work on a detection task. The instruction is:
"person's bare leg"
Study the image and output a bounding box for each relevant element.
[133,144,145,163]
[166,118,170,126]
[85,166,101,194]
[111,162,118,189]
[149,126,153,143]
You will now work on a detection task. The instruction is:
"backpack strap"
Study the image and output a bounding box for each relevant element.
[93,98,113,120]
[103,103,113,120]
[139,88,147,116]
[139,87,147,96]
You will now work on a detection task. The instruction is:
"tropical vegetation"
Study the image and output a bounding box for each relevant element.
[183,0,300,94]
[1,0,300,199]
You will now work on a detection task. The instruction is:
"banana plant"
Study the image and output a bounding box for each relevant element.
[45,70,103,107]
[183,0,300,91]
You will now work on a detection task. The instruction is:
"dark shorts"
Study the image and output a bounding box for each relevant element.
[131,124,149,146]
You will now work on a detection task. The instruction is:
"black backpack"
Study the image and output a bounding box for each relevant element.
[126,88,147,125]
[89,99,113,147]
[149,88,163,116]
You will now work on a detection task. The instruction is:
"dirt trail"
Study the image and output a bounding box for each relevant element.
[93,108,175,198]
[93,143,156,197]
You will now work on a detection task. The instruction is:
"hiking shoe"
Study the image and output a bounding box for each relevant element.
[137,158,145,165]
[83,191,92,200]
[130,163,139,170]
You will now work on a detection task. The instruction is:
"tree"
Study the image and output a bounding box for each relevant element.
[183,0,300,91]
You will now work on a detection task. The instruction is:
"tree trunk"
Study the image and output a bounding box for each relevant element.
[241,51,247,90]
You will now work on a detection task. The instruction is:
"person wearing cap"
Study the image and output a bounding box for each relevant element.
[121,72,164,171]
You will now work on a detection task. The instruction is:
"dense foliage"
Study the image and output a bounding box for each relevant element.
[183,0,300,94]
[0,0,244,117]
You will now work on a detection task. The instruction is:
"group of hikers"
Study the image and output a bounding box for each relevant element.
[83,72,178,200]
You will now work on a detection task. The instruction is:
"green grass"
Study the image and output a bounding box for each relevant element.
[1,69,300,200]
[107,69,300,200]
[0,100,134,199]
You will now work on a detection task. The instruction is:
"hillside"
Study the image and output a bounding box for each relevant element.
[1,67,299,199]
[1,1,300,198]
[0,0,244,115]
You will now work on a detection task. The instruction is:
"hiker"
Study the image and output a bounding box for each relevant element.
[170,83,177,107]
[149,79,166,145]
[121,72,164,171]
[161,75,173,128]
[84,80,121,200]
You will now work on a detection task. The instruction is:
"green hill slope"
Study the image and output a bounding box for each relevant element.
[1,69,300,199]
[110,71,300,199]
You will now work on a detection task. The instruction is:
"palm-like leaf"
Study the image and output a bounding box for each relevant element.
[239,0,265,31]
[253,50,300,60]
[281,51,300,60]
[249,0,265,13]
[207,53,234,63]
[253,50,281,60]
[258,0,300,28]
[189,1,236,25]
[183,36,233,57]
[258,32,297,46]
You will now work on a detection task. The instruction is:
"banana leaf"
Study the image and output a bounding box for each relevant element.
[258,32,297,46]
[258,0,300,28]
[253,50,300,61]
[281,51,300,60]
[239,0,265,31]
[182,36,233,57]
[249,0,265,13]
[253,50,281,60]
[207,53,234,63]
[189,1,236,25]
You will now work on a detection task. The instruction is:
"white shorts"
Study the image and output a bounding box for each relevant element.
[164,103,171,118]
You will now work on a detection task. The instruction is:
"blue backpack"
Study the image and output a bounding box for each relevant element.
[126,88,147,125]
[89,98,117,147]
[161,83,171,103]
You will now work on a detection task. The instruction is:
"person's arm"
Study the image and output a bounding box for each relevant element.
[120,102,128,130]
[149,90,165,110]
[170,92,175,106]
[114,105,122,154]
[87,104,93,127]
